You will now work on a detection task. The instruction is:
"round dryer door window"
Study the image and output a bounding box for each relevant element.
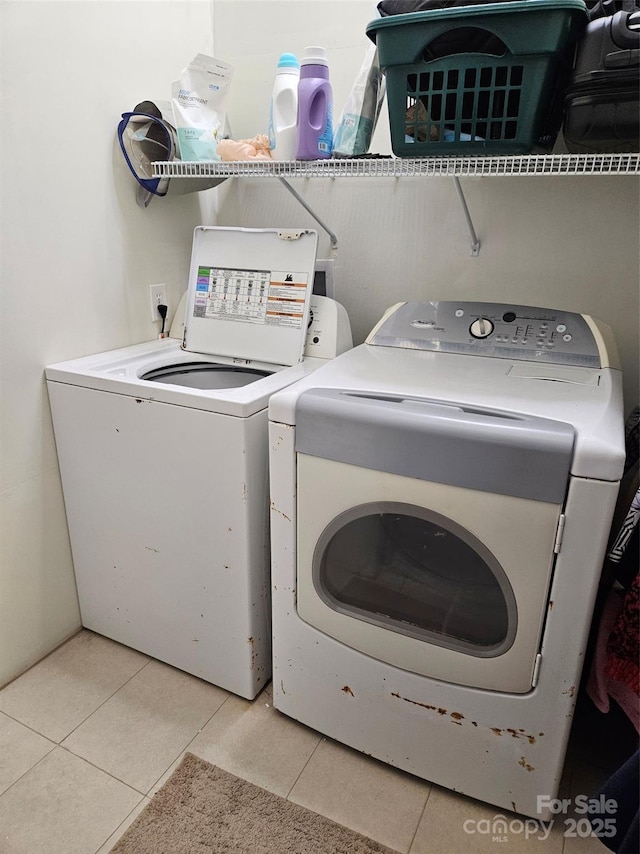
[312,502,517,657]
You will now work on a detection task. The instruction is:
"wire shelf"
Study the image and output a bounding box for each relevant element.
[153,154,640,179]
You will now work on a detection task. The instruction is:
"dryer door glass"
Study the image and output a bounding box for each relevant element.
[313,503,516,656]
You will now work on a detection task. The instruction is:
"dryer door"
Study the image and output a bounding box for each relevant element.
[294,390,575,694]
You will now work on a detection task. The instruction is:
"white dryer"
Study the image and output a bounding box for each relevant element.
[268,300,625,818]
[46,226,352,700]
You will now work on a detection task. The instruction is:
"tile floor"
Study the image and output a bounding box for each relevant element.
[0,630,636,854]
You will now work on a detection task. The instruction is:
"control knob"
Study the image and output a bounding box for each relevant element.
[469,317,494,339]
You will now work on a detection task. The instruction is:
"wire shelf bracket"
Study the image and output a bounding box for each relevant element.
[453,177,481,256]
[278,177,339,250]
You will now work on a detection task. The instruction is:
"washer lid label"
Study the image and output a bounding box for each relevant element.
[193,266,308,329]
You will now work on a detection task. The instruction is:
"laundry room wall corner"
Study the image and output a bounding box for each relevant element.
[0,0,219,687]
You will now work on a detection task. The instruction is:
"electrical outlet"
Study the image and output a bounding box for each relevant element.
[149,284,167,321]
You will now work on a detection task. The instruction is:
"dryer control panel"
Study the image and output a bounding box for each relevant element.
[366,301,617,368]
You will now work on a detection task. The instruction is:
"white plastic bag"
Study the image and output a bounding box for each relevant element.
[172,54,234,161]
[333,43,386,157]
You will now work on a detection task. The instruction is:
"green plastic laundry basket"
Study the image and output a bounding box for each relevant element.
[366,0,588,156]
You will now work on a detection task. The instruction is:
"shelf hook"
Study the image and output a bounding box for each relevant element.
[452,177,480,256]
[278,177,338,250]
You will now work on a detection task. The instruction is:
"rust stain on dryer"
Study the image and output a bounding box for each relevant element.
[390,692,540,740]
[391,692,447,716]
[269,500,291,523]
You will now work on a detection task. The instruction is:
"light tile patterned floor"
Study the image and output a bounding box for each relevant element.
[0,630,635,854]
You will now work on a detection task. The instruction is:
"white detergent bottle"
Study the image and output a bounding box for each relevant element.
[268,53,300,160]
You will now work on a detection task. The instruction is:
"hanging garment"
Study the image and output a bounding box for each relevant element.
[587,407,640,731]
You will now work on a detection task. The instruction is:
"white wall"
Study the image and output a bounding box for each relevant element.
[0,0,218,686]
[214,0,639,411]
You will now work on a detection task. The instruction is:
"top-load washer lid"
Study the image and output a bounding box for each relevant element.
[180,226,318,368]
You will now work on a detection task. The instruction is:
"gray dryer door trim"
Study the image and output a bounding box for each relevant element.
[295,389,575,503]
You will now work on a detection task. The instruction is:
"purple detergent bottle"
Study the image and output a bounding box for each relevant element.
[296,46,333,160]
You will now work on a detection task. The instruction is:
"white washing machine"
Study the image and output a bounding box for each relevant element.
[268,300,625,818]
[46,226,352,700]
